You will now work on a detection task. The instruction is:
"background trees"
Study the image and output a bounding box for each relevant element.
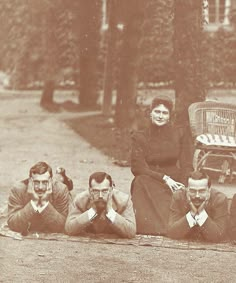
[114,0,145,128]
[173,0,206,124]
[0,0,235,125]
[78,0,102,108]
[138,0,174,85]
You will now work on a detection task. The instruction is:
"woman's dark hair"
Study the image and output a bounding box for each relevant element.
[150,95,173,113]
[29,161,53,177]
[89,172,113,187]
[188,170,211,188]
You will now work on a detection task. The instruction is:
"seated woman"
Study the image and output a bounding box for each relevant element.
[130,95,193,235]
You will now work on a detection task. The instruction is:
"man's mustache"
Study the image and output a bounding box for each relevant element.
[94,198,106,203]
[34,188,47,193]
[191,197,204,202]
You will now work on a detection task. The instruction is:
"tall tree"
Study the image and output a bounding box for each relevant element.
[224,0,236,86]
[0,0,32,88]
[78,0,102,108]
[139,0,174,85]
[102,0,119,116]
[114,0,145,128]
[40,0,79,111]
[232,0,236,25]
[174,0,206,124]
[40,1,60,110]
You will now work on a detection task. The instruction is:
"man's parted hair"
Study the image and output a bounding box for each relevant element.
[188,170,211,188]
[89,171,113,187]
[29,161,53,177]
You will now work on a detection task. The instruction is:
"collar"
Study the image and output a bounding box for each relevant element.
[149,122,172,137]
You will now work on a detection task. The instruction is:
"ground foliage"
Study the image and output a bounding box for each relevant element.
[65,114,132,164]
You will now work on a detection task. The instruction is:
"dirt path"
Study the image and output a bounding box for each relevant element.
[0,93,133,201]
[0,92,236,282]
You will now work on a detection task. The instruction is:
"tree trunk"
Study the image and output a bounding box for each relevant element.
[114,0,144,129]
[174,0,206,125]
[40,4,59,112]
[102,0,118,116]
[78,0,101,108]
[231,0,236,27]
[40,80,55,105]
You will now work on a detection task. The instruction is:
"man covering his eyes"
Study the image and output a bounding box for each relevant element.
[65,171,136,238]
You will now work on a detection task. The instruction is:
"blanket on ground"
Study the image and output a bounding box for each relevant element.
[1,205,236,252]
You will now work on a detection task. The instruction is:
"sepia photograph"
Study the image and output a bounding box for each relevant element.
[1,0,236,282]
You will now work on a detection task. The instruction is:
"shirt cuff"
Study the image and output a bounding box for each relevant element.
[195,209,208,226]
[106,208,117,223]
[88,207,97,221]
[186,211,197,228]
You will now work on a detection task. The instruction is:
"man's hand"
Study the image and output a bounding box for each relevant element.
[186,191,198,217]
[106,190,113,213]
[194,191,210,227]
[89,197,98,213]
[105,190,117,223]
[197,190,210,214]
[87,198,98,221]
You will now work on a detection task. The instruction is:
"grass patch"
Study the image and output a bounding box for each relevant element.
[65,114,132,165]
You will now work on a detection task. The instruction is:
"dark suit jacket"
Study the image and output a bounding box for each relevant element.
[168,188,229,242]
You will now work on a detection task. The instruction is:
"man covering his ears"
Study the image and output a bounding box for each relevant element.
[65,171,136,238]
[8,161,69,235]
[167,170,229,242]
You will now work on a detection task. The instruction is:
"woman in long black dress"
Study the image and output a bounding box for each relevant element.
[130,95,193,235]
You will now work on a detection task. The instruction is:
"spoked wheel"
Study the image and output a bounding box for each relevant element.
[193,149,207,170]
